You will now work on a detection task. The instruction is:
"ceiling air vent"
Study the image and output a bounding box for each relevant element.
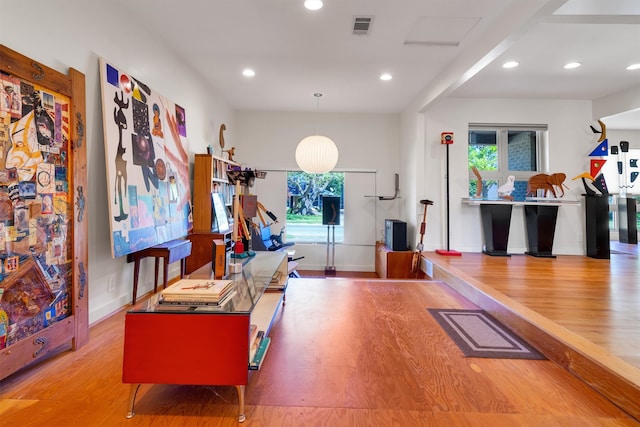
[353,16,373,35]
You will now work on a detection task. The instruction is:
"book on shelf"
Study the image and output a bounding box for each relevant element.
[160,279,234,303]
[249,324,258,344]
[159,290,236,308]
[249,336,271,370]
[191,298,236,312]
[153,304,197,312]
[270,270,282,283]
[264,270,284,290]
[249,330,265,365]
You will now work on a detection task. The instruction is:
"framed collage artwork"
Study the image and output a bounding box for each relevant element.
[0,45,88,379]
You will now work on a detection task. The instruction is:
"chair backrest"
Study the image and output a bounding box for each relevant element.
[255,223,293,252]
[254,224,273,251]
[260,224,274,249]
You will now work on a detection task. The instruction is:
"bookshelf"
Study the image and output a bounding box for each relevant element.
[187,154,239,273]
[192,153,238,233]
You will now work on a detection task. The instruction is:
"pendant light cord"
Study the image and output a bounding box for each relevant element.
[314,92,322,136]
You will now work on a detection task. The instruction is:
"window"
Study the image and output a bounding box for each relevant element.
[468,124,547,200]
[286,172,344,243]
[607,195,640,233]
[600,148,640,233]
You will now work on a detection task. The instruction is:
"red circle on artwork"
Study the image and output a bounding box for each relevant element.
[155,158,167,181]
[120,74,131,93]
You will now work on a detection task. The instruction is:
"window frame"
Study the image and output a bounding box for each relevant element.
[285,171,345,244]
[468,123,548,199]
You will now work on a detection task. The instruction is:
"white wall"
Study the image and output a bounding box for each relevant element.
[6,4,637,324]
[399,108,427,249]
[4,1,235,323]
[234,111,402,271]
[593,86,640,121]
[408,98,595,255]
[605,129,640,150]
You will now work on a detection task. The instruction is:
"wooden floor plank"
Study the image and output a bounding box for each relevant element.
[422,247,640,421]
[1,275,638,426]
[423,250,640,363]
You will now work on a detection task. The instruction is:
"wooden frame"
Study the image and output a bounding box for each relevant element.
[0,45,88,379]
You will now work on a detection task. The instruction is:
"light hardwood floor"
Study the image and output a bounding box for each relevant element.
[424,245,640,366]
[422,245,640,422]
[1,274,639,426]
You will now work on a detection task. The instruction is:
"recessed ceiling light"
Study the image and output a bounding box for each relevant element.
[564,62,582,69]
[502,61,519,69]
[304,0,323,10]
[627,63,640,70]
[242,68,255,77]
[380,73,392,81]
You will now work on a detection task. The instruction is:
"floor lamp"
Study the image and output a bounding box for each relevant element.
[436,132,461,256]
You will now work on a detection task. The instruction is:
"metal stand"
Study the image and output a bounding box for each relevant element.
[436,142,461,256]
[324,224,336,275]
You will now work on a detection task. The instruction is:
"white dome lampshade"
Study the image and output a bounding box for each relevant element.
[295,134,338,174]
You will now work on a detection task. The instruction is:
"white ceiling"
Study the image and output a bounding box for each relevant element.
[115,0,640,128]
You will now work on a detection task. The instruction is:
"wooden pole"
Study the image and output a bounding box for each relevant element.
[233,182,241,242]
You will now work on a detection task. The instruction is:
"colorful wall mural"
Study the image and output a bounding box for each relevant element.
[99,58,191,258]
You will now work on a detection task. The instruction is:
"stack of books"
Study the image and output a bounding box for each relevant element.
[248,324,261,362]
[159,279,235,307]
[249,327,270,370]
[267,270,284,290]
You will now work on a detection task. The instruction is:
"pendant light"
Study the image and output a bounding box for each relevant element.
[295,93,339,174]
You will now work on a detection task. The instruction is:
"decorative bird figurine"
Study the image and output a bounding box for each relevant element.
[223,146,236,162]
[497,175,515,199]
[589,119,607,143]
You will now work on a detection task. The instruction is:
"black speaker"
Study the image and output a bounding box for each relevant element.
[322,196,341,225]
[385,219,407,251]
